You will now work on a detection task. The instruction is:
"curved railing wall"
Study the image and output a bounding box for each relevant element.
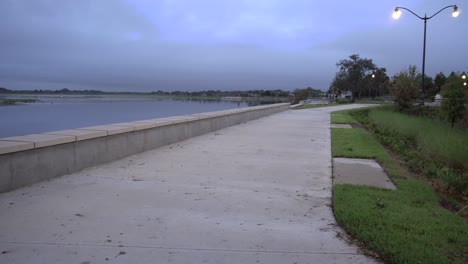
[0,103,290,193]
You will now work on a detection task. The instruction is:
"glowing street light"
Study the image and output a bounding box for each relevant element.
[453,6,460,17]
[393,8,402,19]
[393,5,460,105]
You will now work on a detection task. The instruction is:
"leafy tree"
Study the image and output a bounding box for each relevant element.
[291,87,323,104]
[292,88,309,104]
[422,75,436,99]
[441,76,466,128]
[390,65,419,110]
[329,71,348,97]
[368,67,390,98]
[334,54,376,100]
[434,72,446,93]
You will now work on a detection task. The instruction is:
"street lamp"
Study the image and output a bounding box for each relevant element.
[393,5,459,105]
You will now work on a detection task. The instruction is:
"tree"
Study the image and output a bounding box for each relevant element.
[291,87,323,104]
[434,72,446,93]
[422,76,436,99]
[390,65,419,110]
[329,71,348,97]
[292,88,309,104]
[334,54,376,100]
[369,67,390,98]
[441,76,466,128]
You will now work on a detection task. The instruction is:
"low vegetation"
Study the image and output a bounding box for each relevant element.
[350,107,467,206]
[331,109,467,264]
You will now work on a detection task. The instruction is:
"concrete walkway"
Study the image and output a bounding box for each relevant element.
[0,104,378,264]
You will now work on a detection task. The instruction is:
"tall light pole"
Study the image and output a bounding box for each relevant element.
[393,5,459,105]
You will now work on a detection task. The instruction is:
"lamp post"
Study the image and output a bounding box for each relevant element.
[463,73,467,86]
[393,5,459,105]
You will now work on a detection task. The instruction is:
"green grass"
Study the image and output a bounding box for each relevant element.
[334,183,467,264]
[332,128,387,159]
[354,99,391,104]
[331,113,357,124]
[331,124,468,264]
[294,103,339,109]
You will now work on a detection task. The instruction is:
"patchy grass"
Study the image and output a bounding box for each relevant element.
[331,121,468,264]
[354,99,391,105]
[294,103,339,109]
[332,128,386,160]
[331,113,357,124]
[334,183,467,264]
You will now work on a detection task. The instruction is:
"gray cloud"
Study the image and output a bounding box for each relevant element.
[1,0,467,92]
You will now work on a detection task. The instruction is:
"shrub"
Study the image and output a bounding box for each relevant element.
[335,98,350,104]
[441,80,466,128]
[390,68,419,110]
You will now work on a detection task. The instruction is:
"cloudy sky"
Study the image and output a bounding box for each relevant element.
[1,0,467,92]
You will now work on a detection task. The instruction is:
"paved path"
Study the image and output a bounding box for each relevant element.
[0,104,378,264]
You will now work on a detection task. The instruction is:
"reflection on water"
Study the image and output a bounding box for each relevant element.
[0,94,260,138]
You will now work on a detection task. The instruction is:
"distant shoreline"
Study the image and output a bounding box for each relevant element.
[0,92,289,104]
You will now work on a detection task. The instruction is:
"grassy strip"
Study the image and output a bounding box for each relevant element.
[354,99,391,104]
[332,127,467,264]
[332,128,387,159]
[331,113,357,124]
[294,103,339,109]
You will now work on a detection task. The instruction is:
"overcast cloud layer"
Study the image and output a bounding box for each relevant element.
[1,0,467,92]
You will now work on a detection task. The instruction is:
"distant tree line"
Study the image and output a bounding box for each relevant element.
[150,89,291,98]
[0,87,293,98]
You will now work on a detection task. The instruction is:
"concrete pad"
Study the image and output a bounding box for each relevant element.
[333,158,396,190]
[331,124,353,128]
[45,129,107,141]
[0,104,379,264]
[0,140,35,155]
[1,134,76,148]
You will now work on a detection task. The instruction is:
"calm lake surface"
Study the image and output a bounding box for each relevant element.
[0,94,252,138]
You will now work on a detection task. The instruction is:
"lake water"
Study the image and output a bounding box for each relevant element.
[0,94,252,138]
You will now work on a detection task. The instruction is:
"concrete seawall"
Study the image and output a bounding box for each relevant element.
[0,103,290,193]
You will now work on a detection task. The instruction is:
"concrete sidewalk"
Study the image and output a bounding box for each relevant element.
[0,104,378,264]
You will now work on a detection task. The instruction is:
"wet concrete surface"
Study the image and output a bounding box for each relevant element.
[0,105,379,264]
